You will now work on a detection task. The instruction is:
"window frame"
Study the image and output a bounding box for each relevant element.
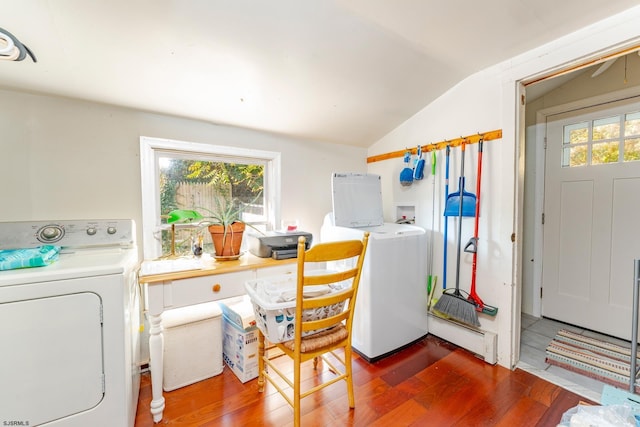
[561,109,640,168]
[140,136,281,259]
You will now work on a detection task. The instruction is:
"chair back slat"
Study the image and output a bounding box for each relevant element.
[293,233,369,348]
[302,311,350,332]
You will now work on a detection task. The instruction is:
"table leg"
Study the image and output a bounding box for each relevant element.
[258,330,265,392]
[149,312,165,423]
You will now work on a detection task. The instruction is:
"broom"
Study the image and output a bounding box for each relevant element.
[433,142,480,327]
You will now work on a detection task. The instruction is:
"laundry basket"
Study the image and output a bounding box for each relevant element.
[244,273,351,343]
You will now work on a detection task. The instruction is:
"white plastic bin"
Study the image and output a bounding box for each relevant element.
[162,301,223,391]
[244,272,350,343]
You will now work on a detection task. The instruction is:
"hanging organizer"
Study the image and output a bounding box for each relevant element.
[366,129,502,164]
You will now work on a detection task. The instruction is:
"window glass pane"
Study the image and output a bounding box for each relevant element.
[592,116,619,141]
[563,122,588,144]
[625,112,640,137]
[562,145,587,167]
[591,141,619,165]
[159,156,265,256]
[624,138,640,162]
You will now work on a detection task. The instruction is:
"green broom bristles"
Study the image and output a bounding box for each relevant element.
[433,290,480,327]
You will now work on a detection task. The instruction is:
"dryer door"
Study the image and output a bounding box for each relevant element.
[0,292,103,426]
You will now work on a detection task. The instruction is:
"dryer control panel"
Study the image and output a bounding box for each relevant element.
[0,219,135,249]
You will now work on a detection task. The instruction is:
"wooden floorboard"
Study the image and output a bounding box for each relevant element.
[135,335,593,426]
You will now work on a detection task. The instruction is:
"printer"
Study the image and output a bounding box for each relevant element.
[247,230,313,259]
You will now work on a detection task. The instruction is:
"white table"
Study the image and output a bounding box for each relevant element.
[138,254,296,423]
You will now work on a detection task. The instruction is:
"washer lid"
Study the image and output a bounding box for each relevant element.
[331,173,384,227]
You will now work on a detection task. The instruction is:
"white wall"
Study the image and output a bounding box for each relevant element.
[367,6,640,367]
[0,89,367,257]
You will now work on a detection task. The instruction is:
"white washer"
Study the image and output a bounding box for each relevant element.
[321,173,428,362]
[0,220,140,427]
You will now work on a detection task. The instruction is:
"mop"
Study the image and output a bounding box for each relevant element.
[427,150,437,310]
[433,142,480,327]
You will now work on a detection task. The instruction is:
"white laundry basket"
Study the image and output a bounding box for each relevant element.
[245,273,350,343]
[162,301,223,391]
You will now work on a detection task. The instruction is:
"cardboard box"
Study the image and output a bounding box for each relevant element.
[222,314,259,383]
[218,295,256,330]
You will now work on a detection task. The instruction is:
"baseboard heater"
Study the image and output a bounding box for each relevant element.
[428,312,497,365]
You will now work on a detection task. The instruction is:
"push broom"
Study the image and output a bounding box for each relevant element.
[433,142,480,326]
[464,138,498,316]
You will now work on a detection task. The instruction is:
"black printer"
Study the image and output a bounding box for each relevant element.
[247,231,313,259]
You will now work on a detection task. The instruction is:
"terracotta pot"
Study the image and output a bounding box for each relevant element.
[208,222,245,257]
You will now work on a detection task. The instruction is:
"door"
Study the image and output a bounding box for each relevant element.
[0,292,104,425]
[542,98,640,339]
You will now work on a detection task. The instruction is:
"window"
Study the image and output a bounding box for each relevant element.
[562,110,640,167]
[140,137,281,259]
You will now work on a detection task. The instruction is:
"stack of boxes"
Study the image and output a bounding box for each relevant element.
[218,295,260,383]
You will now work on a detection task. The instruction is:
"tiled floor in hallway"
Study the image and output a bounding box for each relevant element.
[518,313,633,403]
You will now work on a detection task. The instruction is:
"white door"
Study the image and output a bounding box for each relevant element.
[542,98,640,339]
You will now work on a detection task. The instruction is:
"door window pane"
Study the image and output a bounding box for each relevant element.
[591,141,619,165]
[625,112,640,137]
[592,116,619,141]
[564,122,589,144]
[562,145,587,167]
[624,138,640,162]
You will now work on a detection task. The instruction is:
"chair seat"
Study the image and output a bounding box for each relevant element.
[282,325,348,353]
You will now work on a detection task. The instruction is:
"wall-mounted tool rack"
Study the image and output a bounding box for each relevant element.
[366,129,502,164]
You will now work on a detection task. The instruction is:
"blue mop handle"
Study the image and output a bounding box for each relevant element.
[443,145,450,290]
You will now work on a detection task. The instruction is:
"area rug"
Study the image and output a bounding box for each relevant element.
[545,329,640,392]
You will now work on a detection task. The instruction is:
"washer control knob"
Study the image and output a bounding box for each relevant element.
[38,225,64,243]
[86,227,97,236]
[107,226,117,235]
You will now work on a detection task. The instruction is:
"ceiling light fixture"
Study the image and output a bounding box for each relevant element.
[0,27,36,62]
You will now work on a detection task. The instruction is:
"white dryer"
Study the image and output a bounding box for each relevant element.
[0,219,140,427]
[321,173,428,362]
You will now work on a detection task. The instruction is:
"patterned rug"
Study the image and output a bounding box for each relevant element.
[545,329,640,392]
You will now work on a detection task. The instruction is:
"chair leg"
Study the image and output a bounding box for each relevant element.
[294,355,301,427]
[345,345,355,408]
[258,330,265,392]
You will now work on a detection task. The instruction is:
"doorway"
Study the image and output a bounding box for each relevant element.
[518,51,640,396]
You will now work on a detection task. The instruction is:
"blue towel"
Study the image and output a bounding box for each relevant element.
[0,245,61,271]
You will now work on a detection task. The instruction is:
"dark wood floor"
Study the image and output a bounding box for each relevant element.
[135,335,593,426]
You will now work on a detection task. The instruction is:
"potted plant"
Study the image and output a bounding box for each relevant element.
[198,196,244,258]
[198,193,266,259]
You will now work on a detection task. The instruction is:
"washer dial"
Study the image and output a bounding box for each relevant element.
[37,224,65,243]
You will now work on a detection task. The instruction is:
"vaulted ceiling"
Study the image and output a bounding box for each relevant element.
[2,1,639,146]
